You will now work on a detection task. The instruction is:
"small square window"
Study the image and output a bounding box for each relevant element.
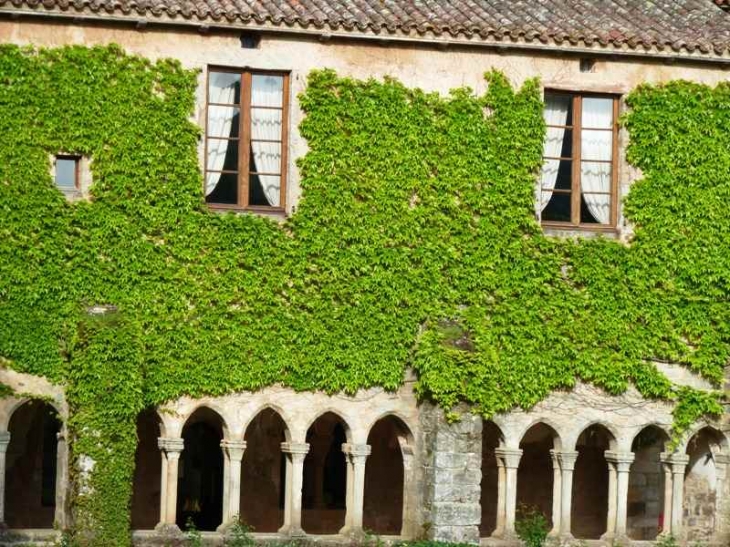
[55,156,80,190]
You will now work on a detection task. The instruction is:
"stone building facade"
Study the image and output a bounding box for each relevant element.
[0,1,730,545]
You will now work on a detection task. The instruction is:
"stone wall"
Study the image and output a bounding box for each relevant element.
[420,403,482,544]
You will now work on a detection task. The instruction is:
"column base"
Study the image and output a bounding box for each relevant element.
[602,533,629,546]
[154,522,183,536]
[339,525,367,539]
[278,524,306,537]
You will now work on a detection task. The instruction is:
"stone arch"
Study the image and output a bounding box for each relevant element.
[179,402,231,440]
[572,420,619,451]
[363,414,414,535]
[628,425,671,540]
[6,399,62,529]
[517,422,561,528]
[177,406,226,531]
[302,411,349,534]
[303,409,353,444]
[480,420,505,537]
[241,403,293,444]
[572,423,615,539]
[131,407,163,530]
[516,418,564,451]
[364,410,415,445]
[683,426,726,543]
[239,407,289,532]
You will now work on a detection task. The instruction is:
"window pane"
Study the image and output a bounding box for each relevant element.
[205,172,238,204]
[581,194,611,225]
[250,142,282,174]
[55,158,77,188]
[541,192,571,223]
[581,130,612,161]
[208,72,241,105]
[544,94,572,126]
[540,158,572,191]
[250,108,283,140]
[251,75,284,107]
[207,106,240,138]
[581,97,613,129]
[544,127,572,159]
[249,174,280,207]
[581,162,612,224]
[206,138,239,172]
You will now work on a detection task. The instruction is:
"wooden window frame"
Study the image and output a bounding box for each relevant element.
[54,154,81,191]
[540,90,620,231]
[205,66,290,212]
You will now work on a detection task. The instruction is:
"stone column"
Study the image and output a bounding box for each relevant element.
[54,429,69,529]
[669,454,689,539]
[220,440,246,527]
[279,442,309,537]
[557,451,579,540]
[549,449,562,536]
[659,453,674,537]
[495,448,522,538]
[156,437,184,532]
[713,454,730,545]
[0,431,10,525]
[605,451,634,539]
[340,443,371,537]
[602,458,618,540]
[493,456,506,538]
[399,439,417,538]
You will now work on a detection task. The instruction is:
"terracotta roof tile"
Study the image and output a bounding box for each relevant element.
[1,0,729,57]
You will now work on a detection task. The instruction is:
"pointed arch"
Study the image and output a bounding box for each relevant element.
[131,407,163,530]
[480,420,504,537]
[517,422,561,528]
[572,423,614,539]
[628,425,670,540]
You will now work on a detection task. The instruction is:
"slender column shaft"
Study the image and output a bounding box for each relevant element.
[549,449,562,536]
[493,458,507,537]
[0,431,10,525]
[604,451,634,538]
[604,461,617,538]
[54,430,69,528]
[157,437,184,528]
[222,448,230,523]
[221,440,246,525]
[279,442,309,537]
[159,451,169,525]
[399,439,416,538]
[670,455,689,538]
[340,443,371,537]
[495,448,522,538]
[660,455,673,536]
[557,451,579,539]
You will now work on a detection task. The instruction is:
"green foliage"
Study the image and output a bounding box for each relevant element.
[185,517,203,547]
[515,505,549,547]
[224,517,255,547]
[0,45,727,543]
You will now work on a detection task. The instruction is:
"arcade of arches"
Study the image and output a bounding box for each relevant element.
[0,384,727,545]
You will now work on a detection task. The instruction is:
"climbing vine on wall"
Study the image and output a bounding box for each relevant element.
[0,45,726,544]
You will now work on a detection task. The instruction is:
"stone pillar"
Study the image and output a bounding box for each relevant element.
[494,448,522,538]
[549,449,562,536]
[660,453,674,537]
[602,459,618,540]
[399,439,417,538]
[605,451,634,539]
[54,429,69,528]
[0,431,10,525]
[156,437,184,532]
[220,440,246,527]
[557,451,579,540]
[493,457,506,538]
[713,454,730,545]
[669,454,689,539]
[340,443,371,537]
[279,442,309,537]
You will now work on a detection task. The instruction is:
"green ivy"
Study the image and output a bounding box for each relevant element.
[0,45,726,544]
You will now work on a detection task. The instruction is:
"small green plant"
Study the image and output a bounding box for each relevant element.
[185,517,203,547]
[655,534,679,547]
[225,516,255,547]
[515,504,549,547]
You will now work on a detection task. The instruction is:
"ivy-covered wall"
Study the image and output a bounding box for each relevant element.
[0,44,726,544]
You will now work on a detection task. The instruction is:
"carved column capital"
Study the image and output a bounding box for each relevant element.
[0,431,10,453]
[661,452,689,474]
[605,451,635,473]
[281,442,309,462]
[555,450,579,471]
[495,447,523,469]
[220,440,247,462]
[158,437,184,458]
[342,443,371,461]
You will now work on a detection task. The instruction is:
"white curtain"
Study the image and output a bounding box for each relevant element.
[539,95,570,217]
[580,98,613,224]
[250,75,284,206]
[206,72,239,196]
